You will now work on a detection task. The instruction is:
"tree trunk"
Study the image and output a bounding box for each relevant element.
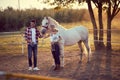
[107,1,112,50]
[87,0,99,50]
[98,2,105,48]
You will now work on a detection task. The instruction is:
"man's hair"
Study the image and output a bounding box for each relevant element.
[30,19,36,23]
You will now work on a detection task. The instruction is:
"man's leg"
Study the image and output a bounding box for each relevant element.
[28,44,32,68]
[33,44,37,67]
[33,44,40,70]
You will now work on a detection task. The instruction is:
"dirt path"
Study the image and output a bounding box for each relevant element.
[0,50,120,80]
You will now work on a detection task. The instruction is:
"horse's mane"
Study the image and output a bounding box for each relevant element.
[48,17,60,27]
[48,17,66,30]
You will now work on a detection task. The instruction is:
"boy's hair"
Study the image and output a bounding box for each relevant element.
[52,28,58,32]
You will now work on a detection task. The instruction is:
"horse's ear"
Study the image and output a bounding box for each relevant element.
[46,16,48,19]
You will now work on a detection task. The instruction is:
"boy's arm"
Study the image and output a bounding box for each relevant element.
[43,34,50,39]
[53,35,61,42]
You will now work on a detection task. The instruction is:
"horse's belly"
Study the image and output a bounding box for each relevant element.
[64,41,77,46]
[62,33,80,46]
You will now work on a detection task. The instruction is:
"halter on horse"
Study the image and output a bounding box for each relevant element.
[41,17,91,67]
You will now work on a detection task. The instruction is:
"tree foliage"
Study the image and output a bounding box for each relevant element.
[0,7,89,32]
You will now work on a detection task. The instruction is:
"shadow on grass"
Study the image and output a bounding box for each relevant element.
[70,50,113,80]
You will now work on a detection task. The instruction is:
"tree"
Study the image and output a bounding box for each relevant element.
[85,0,120,50]
[92,0,120,50]
[86,0,99,50]
[91,0,109,48]
[105,0,120,50]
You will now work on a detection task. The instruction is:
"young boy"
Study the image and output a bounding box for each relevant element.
[50,28,61,71]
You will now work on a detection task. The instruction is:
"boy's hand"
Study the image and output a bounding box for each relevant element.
[51,42,54,45]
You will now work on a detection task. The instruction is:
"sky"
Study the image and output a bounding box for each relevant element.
[0,0,90,10]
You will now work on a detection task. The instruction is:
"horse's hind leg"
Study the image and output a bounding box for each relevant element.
[83,39,91,62]
[78,41,84,63]
[59,44,64,67]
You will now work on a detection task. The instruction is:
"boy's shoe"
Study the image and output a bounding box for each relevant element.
[28,67,32,70]
[54,65,61,71]
[33,67,40,71]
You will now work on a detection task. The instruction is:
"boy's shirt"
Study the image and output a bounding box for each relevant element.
[50,33,60,43]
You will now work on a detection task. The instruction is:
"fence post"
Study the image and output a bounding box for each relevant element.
[21,33,24,54]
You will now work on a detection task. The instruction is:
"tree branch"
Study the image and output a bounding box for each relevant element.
[111,0,120,20]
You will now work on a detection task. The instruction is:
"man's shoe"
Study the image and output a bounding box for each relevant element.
[33,67,40,71]
[28,67,32,70]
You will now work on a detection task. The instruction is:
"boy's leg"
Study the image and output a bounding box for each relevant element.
[53,44,60,70]
[51,44,55,51]
[51,51,56,65]
[51,44,56,66]
[28,44,32,67]
[55,44,60,65]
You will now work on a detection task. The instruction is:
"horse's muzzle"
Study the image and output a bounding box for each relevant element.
[42,26,48,29]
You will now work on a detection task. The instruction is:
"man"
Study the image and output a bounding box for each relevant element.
[25,19,42,70]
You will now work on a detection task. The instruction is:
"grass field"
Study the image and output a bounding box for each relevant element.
[0,21,120,55]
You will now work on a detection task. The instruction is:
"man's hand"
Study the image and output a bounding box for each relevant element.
[27,39,32,43]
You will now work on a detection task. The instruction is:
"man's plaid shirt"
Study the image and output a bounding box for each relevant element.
[24,27,41,44]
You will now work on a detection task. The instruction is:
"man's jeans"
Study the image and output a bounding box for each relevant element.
[28,44,37,67]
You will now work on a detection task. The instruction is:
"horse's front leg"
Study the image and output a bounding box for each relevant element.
[78,41,83,63]
[59,44,64,67]
[83,40,91,63]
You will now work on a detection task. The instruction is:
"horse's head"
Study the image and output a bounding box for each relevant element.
[40,17,49,35]
[41,17,49,29]
[41,17,56,35]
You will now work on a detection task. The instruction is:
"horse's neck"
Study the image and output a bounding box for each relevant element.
[50,17,66,31]
[56,25,66,32]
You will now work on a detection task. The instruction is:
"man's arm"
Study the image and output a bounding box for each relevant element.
[24,28,31,43]
[24,28,28,41]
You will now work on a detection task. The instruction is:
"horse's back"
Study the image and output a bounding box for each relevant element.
[74,26,88,33]
[76,26,88,40]
[60,26,89,46]
[73,26,88,40]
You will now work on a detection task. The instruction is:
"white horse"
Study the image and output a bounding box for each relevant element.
[41,17,91,67]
